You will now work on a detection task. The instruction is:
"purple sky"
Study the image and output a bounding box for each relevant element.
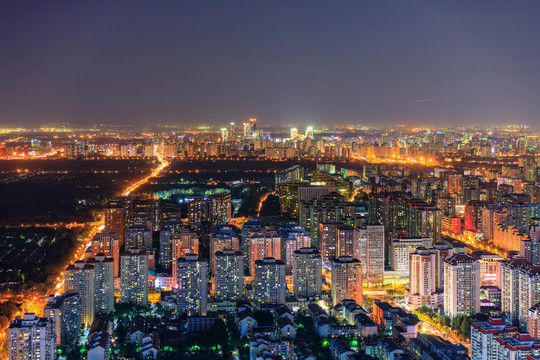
[1,1,539,128]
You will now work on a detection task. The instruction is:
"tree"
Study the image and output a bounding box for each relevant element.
[253,310,274,326]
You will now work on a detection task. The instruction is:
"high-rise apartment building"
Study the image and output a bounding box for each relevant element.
[104,202,126,245]
[214,250,244,301]
[518,265,540,330]
[120,249,148,306]
[470,317,518,360]
[299,192,355,245]
[389,237,433,276]
[280,225,311,275]
[65,260,95,326]
[210,227,240,271]
[86,255,115,316]
[89,230,120,277]
[249,229,281,276]
[8,313,56,360]
[354,224,385,285]
[330,256,362,306]
[125,223,152,250]
[253,258,286,304]
[177,255,208,315]
[171,229,199,280]
[501,257,530,325]
[408,248,437,310]
[188,194,232,230]
[44,293,80,346]
[443,254,480,318]
[292,247,322,299]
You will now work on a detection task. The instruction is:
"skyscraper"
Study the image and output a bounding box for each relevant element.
[177,254,208,315]
[292,247,322,299]
[214,250,244,301]
[104,201,126,245]
[8,313,56,360]
[253,258,286,304]
[408,247,437,310]
[443,254,480,318]
[65,260,95,326]
[330,256,362,306]
[120,249,149,306]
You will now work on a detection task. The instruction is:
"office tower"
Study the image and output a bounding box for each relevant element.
[290,128,298,138]
[408,248,437,310]
[465,200,484,232]
[171,229,199,280]
[177,255,208,315]
[188,195,232,230]
[253,258,286,304]
[431,243,453,291]
[65,260,95,326]
[319,222,340,265]
[90,230,120,277]
[125,223,152,250]
[214,250,244,301]
[210,227,240,271]
[8,313,56,360]
[44,293,80,346]
[280,224,311,275]
[518,265,540,330]
[299,192,355,245]
[104,202,126,245]
[443,254,480,318]
[354,224,385,286]
[330,256,362,306]
[120,249,148,306]
[389,237,433,276]
[470,317,518,360]
[293,247,322,299]
[86,255,115,316]
[249,229,281,276]
[501,257,530,325]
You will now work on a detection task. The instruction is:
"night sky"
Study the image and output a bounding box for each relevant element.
[1,1,539,128]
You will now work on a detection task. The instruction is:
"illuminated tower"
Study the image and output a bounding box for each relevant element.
[177,255,208,316]
[290,128,298,138]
